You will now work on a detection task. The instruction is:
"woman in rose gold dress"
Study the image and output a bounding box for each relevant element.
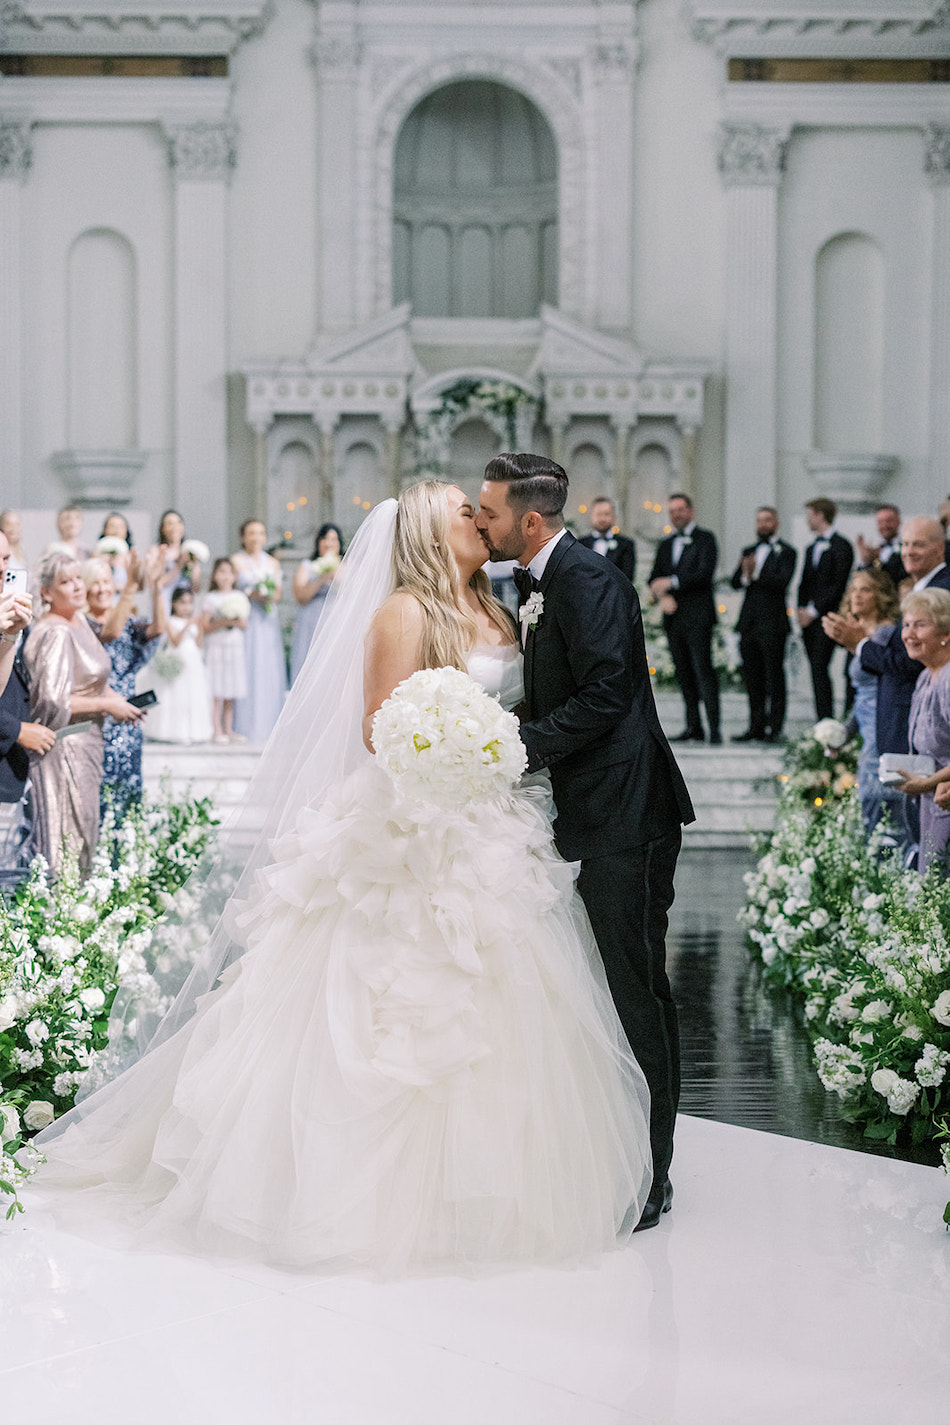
[25,552,142,872]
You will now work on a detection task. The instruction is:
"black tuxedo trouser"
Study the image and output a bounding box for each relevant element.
[666,619,719,737]
[739,628,787,737]
[576,828,682,1191]
[801,620,838,720]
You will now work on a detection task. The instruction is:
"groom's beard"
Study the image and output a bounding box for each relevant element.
[479,530,526,564]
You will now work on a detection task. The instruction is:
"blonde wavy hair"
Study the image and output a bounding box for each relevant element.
[392,480,512,669]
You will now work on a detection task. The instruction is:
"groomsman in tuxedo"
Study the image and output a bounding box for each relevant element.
[476,453,694,1233]
[578,497,636,581]
[857,504,905,588]
[796,497,854,720]
[730,506,796,743]
[648,493,721,744]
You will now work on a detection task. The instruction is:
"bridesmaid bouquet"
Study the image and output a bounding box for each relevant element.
[153,647,185,680]
[311,553,341,579]
[254,573,279,613]
[95,536,129,557]
[372,666,527,810]
[181,539,210,567]
[218,591,251,622]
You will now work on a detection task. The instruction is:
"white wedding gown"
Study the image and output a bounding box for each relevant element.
[35,645,652,1276]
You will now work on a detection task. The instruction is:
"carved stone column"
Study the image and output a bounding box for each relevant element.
[718,122,788,561]
[312,34,363,330]
[612,420,633,528]
[0,120,31,504]
[926,125,950,493]
[591,42,637,331]
[318,421,338,522]
[382,420,403,499]
[165,121,236,554]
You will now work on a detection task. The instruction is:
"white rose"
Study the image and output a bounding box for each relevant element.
[861,1000,891,1024]
[23,1100,55,1131]
[870,1068,899,1096]
[800,858,816,875]
[25,1018,49,1046]
[903,1025,925,1042]
[932,989,950,1027]
[813,718,847,749]
[79,986,106,1012]
[0,998,17,1033]
[0,1103,21,1144]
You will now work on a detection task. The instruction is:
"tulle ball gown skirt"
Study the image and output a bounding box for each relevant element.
[36,764,652,1277]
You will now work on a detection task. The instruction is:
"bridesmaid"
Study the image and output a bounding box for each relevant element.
[147,509,203,616]
[289,522,343,684]
[25,551,142,871]
[231,519,287,743]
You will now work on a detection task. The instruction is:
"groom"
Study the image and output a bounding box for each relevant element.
[477,453,694,1231]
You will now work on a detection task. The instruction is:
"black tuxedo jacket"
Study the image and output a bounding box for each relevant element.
[577,532,636,582]
[730,540,796,638]
[0,655,30,802]
[519,533,694,862]
[648,526,718,627]
[797,531,854,617]
[878,550,907,587]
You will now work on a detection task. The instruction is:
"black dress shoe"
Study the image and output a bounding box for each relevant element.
[634,1178,673,1233]
[709,731,723,745]
[730,730,763,743]
[670,730,704,743]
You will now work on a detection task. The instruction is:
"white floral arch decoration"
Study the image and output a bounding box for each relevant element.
[367,53,587,322]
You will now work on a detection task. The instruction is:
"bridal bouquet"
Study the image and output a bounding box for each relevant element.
[372,666,527,810]
[218,591,251,621]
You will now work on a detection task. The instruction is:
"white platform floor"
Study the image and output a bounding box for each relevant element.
[4,1114,949,1425]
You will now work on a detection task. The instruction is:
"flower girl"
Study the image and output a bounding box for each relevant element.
[139,587,213,744]
[201,557,250,744]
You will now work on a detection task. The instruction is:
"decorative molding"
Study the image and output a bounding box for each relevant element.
[0,0,272,56]
[310,33,363,77]
[49,448,147,507]
[546,56,581,96]
[723,80,950,129]
[688,3,950,57]
[925,123,950,184]
[803,452,899,512]
[0,76,232,125]
[718,122,788,186]
[591,42,637,80]
[165,120,237,180]
[0,119,32,180]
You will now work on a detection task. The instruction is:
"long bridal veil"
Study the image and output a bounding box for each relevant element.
[42,499,399,1142]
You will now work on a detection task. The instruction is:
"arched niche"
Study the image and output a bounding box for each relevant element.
[449,416,501,495]
[814,232,885,453]
[566,442,609,528]
[393,80,558,319]
[271,438,318,547]
[337,440,384,531]
[67,228,137,449]
[633,441,675,539]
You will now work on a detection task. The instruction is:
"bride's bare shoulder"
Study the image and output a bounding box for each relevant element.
[368,591,425,638]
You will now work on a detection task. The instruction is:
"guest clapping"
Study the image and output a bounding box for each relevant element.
[894,589,950,873]
[201,557,249,744]
[231,519,287,743]
[25,552,142,871]
[833,569,903,835]
[84,547,166,819]
[290,523,343,684]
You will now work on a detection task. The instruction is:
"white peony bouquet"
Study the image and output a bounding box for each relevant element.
[311,553,341,578]
[218,591,251,621]
[813,718,848,750]
[94,536,129,557]
[180,539,210,565]
[372,665,528,810]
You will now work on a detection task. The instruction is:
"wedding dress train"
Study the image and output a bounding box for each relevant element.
[35,646,652,1275]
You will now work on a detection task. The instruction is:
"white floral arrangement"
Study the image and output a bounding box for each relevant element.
[218,591,251,621]
[180,539,210,565]
[812,718,848,750]
[0,790,219,1216]
[372,665,527,810]
[311,553,341,578]
[94,536,129,557]
[153,646,185,680]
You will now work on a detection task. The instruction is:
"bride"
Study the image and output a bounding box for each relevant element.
[34,481,652,1276]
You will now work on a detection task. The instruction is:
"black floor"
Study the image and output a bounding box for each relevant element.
[669,847,939,1166]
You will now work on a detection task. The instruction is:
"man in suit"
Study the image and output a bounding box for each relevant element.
[0,529,54,864]
[796,497,854,720]
[648,493,721,744]
[730,506,797,743]
[856,504,905,588]
[476,453,695,1233]
[578,497,636,581]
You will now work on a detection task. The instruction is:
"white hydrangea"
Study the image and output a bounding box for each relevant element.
[809,908,830,930]
[372,666,528,810]
[814,1039,866,1098]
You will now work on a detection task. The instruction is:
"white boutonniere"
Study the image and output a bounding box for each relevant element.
[519,591,544,632]
[607,539,618,551]
[679,535,692,547]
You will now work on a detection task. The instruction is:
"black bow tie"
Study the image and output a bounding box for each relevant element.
[513,566,537,602]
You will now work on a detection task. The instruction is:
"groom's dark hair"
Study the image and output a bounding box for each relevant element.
[483,453,568,522]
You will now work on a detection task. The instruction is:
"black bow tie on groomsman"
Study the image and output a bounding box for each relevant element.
[513,566,537,602]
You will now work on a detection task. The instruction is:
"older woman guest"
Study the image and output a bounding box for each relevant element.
[83,547,165,820]
[894,588,950,873]
[834,569,903,835]
[24,551,142,871]
[289,522,343,683]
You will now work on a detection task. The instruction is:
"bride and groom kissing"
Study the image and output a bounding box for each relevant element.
[477,453,694,1232]
[35,454,694,1269]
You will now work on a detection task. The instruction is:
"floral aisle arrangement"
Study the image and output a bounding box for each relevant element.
[776,717,858,806]
[639,584,744,690]
[741,743,950,1221]
[0,788,219,1216]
